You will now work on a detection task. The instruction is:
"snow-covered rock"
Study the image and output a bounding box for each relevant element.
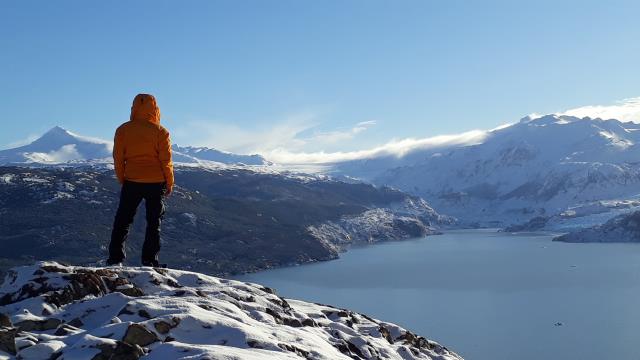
[554,210,640,243]
[0,262,462,360]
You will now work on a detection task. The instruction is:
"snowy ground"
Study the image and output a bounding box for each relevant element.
[0,262,462,360]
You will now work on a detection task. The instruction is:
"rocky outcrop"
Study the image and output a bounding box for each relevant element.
[0,262,463,360]
[308,197,455,248]
[503,216,550,232]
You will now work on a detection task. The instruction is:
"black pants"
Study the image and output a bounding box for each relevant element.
[109,181,166,264]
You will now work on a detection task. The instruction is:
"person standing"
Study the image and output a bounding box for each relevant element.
[107,94,174,267]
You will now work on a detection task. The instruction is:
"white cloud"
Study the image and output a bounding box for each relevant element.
[265,129,489,164]
[24,144,83,163]
[302,120,376,145]
[173,113,377,155]
[558,97,640,122]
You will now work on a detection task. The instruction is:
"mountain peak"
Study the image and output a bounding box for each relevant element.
[519,114,587,126]
[49,125,68,132]
[32,126,78,145]
[43,125,73,136]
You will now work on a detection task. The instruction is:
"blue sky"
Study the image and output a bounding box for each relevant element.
[2,0,639,160]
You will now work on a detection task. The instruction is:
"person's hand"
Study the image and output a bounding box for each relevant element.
[164,186,173,197]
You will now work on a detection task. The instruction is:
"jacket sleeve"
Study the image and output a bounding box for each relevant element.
[159,128,174,191]
[113,127,126,184]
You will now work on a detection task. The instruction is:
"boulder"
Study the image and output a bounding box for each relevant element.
[0,327,17,355]
[0,313,11,328]
[122,324,158,347]
[92,341,144,360]
[15,318,62,332]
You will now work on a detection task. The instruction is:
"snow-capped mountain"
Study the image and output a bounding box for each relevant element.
[333,115,640,227]
[554,210,640,243]
[172,145,269,166]
[0,127,112,164]
[0,261,462,360]
[0,126,269,166]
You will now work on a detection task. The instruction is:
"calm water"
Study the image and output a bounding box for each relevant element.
[236,229,640,360]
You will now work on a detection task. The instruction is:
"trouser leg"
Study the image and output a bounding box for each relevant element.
[109,182,143,263]
[141,183,166,264]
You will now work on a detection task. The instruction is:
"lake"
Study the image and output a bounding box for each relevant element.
[236,229,640,360]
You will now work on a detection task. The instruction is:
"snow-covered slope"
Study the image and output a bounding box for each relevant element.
[172,145,269,166]
[554,210,640,243]
[334,115,640,227]
[0,262,462,360]
[0,127,269,167]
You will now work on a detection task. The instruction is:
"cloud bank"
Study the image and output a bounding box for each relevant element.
[265,129,489,164]
[24,144,83,163]
[559,97,640,122]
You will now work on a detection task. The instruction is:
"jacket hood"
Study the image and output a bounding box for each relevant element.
[130,94,161,125]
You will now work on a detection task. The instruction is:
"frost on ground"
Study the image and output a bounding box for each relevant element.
[0,262,462,360]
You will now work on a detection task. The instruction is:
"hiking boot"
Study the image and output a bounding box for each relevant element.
[141,260,167,268]
[106,259,123,267]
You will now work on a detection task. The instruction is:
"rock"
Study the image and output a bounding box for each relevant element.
[0,313,11,328]
[54,324,81,336]
[122,324,158,347]
[378,326,394,344]
[15,340,65,360]
[301,318,317,327]
[0,266,143,309]
[0,327,17,355]
[92,341,144,360]
[137,310,151,319]
[15,333,38,351]
[15,318,62,332]
[67,317,84,328]
[153,321,172,335]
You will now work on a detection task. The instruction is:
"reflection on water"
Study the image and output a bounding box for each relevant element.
[237,230,640,360]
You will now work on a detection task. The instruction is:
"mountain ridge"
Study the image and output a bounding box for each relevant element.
[0,126,269,166]
[332,114,640,228]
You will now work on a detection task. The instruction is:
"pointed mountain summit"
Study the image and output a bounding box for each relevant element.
[0,126,113,165]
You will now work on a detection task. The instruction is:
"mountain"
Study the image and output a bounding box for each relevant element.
[0,126,269,166]
[554,210,640,243]
[172,145,269,166]
[0,127,112,164]
[0,261,463,360]
[333,115,640,228]
[0,165,453,276]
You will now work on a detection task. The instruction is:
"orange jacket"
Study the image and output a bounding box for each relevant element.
[113,94,174,192]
